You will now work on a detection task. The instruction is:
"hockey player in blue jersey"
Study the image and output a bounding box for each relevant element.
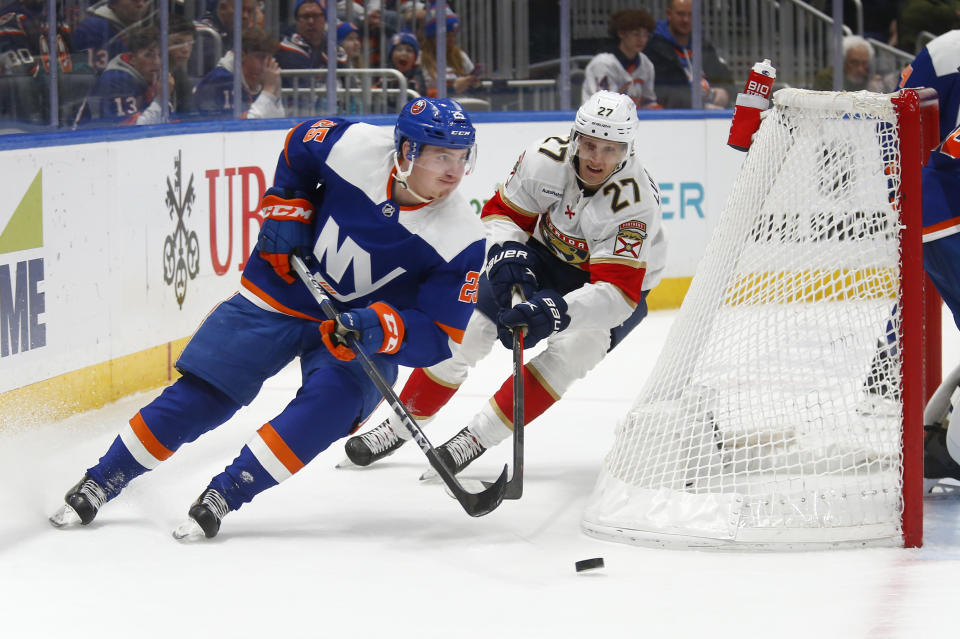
[49,97,484,540]
[898,30,960,484]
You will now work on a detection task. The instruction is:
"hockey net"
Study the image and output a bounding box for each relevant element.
[582,89,938,549]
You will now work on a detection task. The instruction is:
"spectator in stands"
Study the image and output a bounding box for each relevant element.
[168,14,196,114]
[357,3,395,67]
[0,0,77,76]
[337,21,363,113]
[898,0,960,53]
[386,31,426,96]
[195,0,258,75]
[338,21,362,67]
[74,25,172,126]
[582,8,659,109]
[419,2,480,97]
[643,0,732,109]
[276,0,329,71]
[193,26,285,120]
[813,35,884,92]
[73,0,149,73]
[399,0,427,27]
[0,0,52,123]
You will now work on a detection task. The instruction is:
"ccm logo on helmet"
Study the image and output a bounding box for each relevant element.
[451,130,472,135]
[411,99,426,115]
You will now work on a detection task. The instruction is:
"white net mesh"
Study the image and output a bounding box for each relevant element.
[583,89,908,549]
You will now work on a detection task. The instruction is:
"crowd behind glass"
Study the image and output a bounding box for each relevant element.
[0,0,954,133]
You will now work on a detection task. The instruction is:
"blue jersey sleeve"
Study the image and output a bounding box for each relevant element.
[273,118,354,193]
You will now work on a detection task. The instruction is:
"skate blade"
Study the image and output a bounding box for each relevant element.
[172,519,205,542]
[419,467,439,483]
[49,504,81,528]
[335,457,356,469]
[924,478,960,497]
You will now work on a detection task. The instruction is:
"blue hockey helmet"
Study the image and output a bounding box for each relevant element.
[394,97,477,169]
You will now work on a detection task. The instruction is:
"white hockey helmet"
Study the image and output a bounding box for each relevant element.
[570,91,639,177]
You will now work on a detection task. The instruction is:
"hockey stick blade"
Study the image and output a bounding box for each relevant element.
[291,255,507,517]
[504,289,524,500]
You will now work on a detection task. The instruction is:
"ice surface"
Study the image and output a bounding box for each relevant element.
[2,308,959,638]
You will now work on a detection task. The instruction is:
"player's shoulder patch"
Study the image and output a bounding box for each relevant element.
[614,220,648,258]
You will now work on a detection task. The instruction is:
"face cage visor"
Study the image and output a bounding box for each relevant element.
[401,140,477,179]
[569,132,629,182]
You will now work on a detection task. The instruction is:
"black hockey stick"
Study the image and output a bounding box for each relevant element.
[291,255,508,517]
[504,289,525,499]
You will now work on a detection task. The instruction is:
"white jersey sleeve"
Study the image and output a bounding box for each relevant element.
[565,159,666,332]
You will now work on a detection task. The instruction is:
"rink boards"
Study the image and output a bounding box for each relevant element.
[0,111,740,425]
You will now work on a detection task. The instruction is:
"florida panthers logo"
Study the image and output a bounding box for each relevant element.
[539,215,589,265]
[411,99,426,115]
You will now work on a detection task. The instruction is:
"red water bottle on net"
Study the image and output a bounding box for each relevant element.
[727,59,776,152]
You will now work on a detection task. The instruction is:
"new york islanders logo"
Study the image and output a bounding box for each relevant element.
[411,99,426,115]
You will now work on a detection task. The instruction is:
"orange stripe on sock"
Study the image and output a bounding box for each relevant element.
[257,423,305,475]
[129,413,174,461]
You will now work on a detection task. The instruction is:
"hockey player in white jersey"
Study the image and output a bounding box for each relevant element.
[343,90,667,474]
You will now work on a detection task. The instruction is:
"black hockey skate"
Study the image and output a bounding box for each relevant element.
[49,475,107,527]
[344,418,407,467]
[435,427,487,475]
[924,425,960,485]
[172,488,230,540]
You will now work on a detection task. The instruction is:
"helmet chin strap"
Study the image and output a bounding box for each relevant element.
[393,153,433,204]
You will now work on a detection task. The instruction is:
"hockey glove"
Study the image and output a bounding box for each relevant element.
[257,188,315,283]
[320,302,405,362]
[485,241,539,308]
[497,289,570,350]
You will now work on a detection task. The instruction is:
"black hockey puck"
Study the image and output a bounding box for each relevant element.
[575,557,604,572]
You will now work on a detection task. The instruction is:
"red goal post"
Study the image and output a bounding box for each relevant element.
[582,88,941,550]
